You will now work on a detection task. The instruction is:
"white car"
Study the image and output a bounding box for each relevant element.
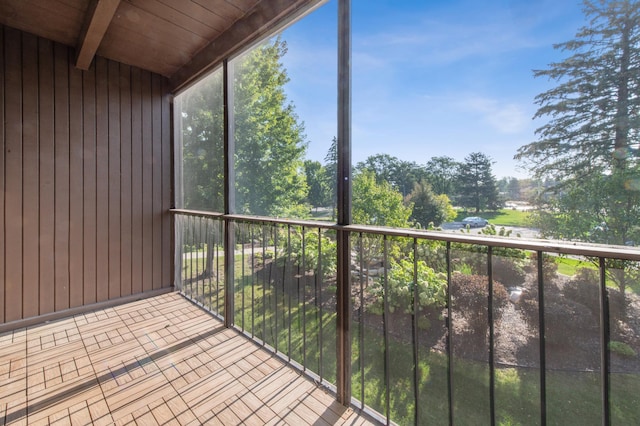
[461,216,489,228]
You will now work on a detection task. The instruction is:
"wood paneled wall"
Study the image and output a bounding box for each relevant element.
[0,25,173,324]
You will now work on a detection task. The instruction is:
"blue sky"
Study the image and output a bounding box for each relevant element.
[280,0,586,178]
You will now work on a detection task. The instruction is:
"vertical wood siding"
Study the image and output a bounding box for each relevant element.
[0,25,173,323]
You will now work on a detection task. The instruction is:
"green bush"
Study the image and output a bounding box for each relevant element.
[278,228,337,277]
[452,244,528,286]
[609,341,637,358]
[369,257,448,315]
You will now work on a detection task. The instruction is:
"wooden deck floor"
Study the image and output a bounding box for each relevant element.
[0,293,377,425]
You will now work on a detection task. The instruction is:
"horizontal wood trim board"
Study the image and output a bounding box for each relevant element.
[0,288,175,334]
[0,24,173,324]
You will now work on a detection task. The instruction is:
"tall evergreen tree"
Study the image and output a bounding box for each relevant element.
[515,0,640,247]
[457,152,500,213]
[517,0,640,180]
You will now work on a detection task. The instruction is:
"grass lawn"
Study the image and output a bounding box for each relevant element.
[350,323,640,426]
[456,209,531,227]
[554,256,598,276]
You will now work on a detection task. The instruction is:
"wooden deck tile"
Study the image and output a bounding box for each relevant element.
[0,293,379,426]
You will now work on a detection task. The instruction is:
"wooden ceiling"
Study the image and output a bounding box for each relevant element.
[0,0,321,90]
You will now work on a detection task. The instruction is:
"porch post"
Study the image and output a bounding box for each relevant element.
[224,59,236,327]
[336,0,352,405]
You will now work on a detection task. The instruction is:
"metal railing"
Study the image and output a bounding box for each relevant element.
[172,209,640,425]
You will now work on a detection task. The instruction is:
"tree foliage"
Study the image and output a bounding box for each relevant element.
[303,160,331,209]
[356,154,427,197]
[425,156,460,196]
[405,180,456,228]
[179,71,225,211]
[456,152,501,212]
[233,38,309,217]
[516,0,640,181]
[179,38,309,217]
[352,170,413,227]
[516,0,640,248]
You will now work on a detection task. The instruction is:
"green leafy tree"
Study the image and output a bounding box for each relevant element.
[456,152,501,212]
[356,154,427,197]
[352,170,413,227]
[425,156,460,196]
[406,180,456,228]
[303,160,331,210]
[233,38,308,217]
[179,38,309,217]
[179,71,225,212]
[498,177,522,201]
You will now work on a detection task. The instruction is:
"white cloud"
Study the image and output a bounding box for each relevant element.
[458,96,530,134]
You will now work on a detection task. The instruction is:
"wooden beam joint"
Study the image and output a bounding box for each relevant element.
[75,0,120,70]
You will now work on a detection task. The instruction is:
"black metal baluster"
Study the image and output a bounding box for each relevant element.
[599,257,611,426]
[302,226,307,370]
[318,227,324,382]
[251,224,255,338]
[241,223,246,331]
[412,238,419,425]
[537,251,547,426]
[359,232,365,409]
[446,241,454,426]
[488,246,496,426]
[287,224,292,361]
[383,235,390,425]
[262,224,267,345]
[274,225,279,353]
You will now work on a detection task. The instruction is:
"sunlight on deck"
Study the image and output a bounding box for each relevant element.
[0,293,375,425]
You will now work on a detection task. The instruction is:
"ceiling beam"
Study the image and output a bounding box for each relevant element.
[170,0,324,92]
[75,0,121,70]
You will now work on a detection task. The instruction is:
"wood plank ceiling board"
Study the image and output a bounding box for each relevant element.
[154,0,233,33]
[0,0,322,94]
[98,1,209,76]
[170,0,321,91]
[75,0,121,70]
[0,0,87,46]
[126,0,224,38]
[192,0,249,20]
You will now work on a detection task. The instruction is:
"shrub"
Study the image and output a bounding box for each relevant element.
[518,279,599,346]
[492,256,527,287]
[450,274,509,346]
[524,252,558,283]
[452,244,528,286]
[563,268,626,322]
[609,341,637,358]
[279,228,337,277]
[368,257,448,315]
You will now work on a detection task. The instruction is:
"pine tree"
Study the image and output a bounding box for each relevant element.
[457,152,500,213]
[515,0,640,247]
[516,0,640,181]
